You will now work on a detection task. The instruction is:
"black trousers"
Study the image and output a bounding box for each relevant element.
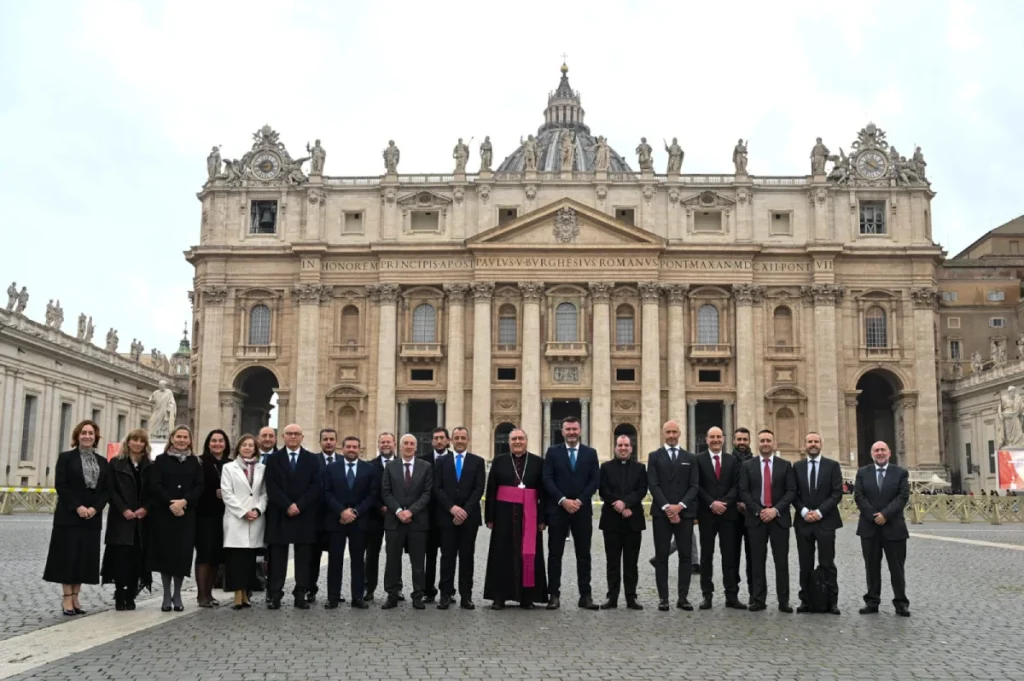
[698,515,739,598]
[652,516,694,602]
[439,522,479,599]
[547,510,594,598]
[603,528,642,600]
[424,523,441,597]
[730,514,753,589]
[267,543,312,601]
[384,526,426,599]
[327,526,366,602]
[307,532,329,596]
[860,536,908,608]
[364,521,385,595]
[795,526,838,606]
[747,522,790,607]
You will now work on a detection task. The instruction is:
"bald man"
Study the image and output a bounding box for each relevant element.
[854,441,910,617]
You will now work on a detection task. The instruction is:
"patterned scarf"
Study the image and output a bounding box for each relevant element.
[240,455,258,485]
[166,447,191,463]
[79,447,100,489]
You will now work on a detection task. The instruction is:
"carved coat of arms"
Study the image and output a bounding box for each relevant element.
[552,207,580,243]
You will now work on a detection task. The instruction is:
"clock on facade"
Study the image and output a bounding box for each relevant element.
[251,152,281,180]
[855,150,887,180]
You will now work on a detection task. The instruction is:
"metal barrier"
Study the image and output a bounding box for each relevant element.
[0,488,58,515]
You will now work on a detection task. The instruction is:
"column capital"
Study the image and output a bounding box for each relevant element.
[370,283,401,305]
[435,397,446,405]
[723,400,735,407]
[471,281,495,302]
[542,397,553,406]
[662,283,689,304]
[519,282,545,301]
[291,283,330,305]
[800,284,845,307]
[910,286,939,310]
[443,283,471,305]
[687,399,698,407]
[580,397,591,406]
[587,282,614,302]
[199,285,229,306]
[732,284,766,306]
[397,397,409,405]
[637,281,661,303]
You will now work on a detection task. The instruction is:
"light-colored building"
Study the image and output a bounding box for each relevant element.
[0,302,189,488]
[188,64,944,470]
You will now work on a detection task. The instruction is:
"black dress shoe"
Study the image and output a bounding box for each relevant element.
[748,603,766,612]
[397,594,407,602]
[828,606,841,615]
[423,592,437,604]
[232,604,244,611]
[126,599,136,611]
[412,598,425,610]
[490,600,505,610]
[657,600,670,612]
[160,605,172,613]
[546,596,560,610]
[305,592,316,603]
[461,599,476,610]
[324,600,340,610]
[363,592,375,602]
[338,597,346,603]
[438,596,451,610]
[600,600,618,610]
[676,599,693,611]
[725,599,748,610]
[778,604,793,613]
[626,598,643,611]
[293,599,310,610]
[115,600,126,612]
[74,608,87,615]
[895,606,911,617]
[382,597,399,610]
[859,605,879,614]
[649,556,657,567]
[796,604,812,613]
[173,606,184,612]
[351,599,369,609]
[267,599,281,610]
[578,597,599,611]
[519,601,535,609]
[699,596,713,610]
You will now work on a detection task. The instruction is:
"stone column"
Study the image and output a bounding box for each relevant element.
[687,399,698,452]
[581,397,591,446]
[398,399,409,436]
[639,282,662,459]
[732,284,764,434]
[443,284,469,430]
[292,283,326,434]
[664,284,688,443]
[435,398,445,429]
[197,286,228,437]
[542,398,553,453]
[588,282,613,457]
[471,283,494,460]
[802,284,844,456]
[844,393,861,467]
[374,283,400,436]
[911,287,941,468]
[723,400,734,442]
[520,282,545,446]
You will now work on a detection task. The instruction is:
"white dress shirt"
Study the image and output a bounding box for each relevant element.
[660,443,687,511]
[396,457,416,515]
[800,455,822,518]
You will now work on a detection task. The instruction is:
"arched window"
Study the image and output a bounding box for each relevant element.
[338,406,357,441]
[696,304,720,344]
[555,302,578,342]
[411,303,436,343]
[248,304,271,345]
[773,306,793,345]
[865,306,887,348]
[498,304,517,345]
[615,304,635,345]
[340,305,360,345]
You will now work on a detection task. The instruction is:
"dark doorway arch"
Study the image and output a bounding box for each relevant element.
[614,423,639,461]
[856,369,900,466]
[494,422,516,459]
[234,366,279,437]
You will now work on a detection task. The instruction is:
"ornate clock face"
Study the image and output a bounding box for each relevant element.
[856,150,887,180]
[252,152,281,180]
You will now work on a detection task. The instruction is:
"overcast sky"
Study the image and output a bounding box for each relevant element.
[2,0,1022,354]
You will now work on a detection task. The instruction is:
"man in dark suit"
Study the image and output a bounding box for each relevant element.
[306,428,339,604]
[542,415,601,611]
[738,429,796,613]
[854,440,911,617]
[598,434,648,610]
[793,431,843,614]
[418,427,451,603]
[381,433,433,610]
[254,426,278,588]
[434,426,485,610]
[648,419,699,612]
[730,427,754,592]
[696,426,745,610]
[363,432,396,601]
[322,435,379,609]
[263,423,321,610]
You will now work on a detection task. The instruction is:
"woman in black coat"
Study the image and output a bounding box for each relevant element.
[43,419,111,616]
[101,429,152,610]
[147,425,203,612]
[195,429,230,607]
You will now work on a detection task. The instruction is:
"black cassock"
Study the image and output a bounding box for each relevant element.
[483,453,548,604]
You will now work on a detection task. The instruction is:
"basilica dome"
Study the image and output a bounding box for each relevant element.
[496,64,634,174]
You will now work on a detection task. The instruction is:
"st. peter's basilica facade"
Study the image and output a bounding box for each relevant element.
[187,64,943,472]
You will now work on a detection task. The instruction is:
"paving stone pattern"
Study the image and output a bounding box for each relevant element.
[3,515,1023,680]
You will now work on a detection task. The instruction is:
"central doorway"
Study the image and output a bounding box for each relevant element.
[408,399,439,457]
[549,399,582,447]
[693,401,724,454]
[856,370,899,466]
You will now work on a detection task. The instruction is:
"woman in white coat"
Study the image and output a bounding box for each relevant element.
[221,433,267,610]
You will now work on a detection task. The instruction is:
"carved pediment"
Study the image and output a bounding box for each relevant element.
[680,190,736,209]
[467,199,666,248]
[397,190,453,210]
[236,287,282,300]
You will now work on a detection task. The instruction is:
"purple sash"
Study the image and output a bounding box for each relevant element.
[496,485,538,587]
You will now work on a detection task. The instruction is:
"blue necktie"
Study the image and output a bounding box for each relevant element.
[455,454,463,482]
[290,453,297,471]
[347,463,355,489]
[569,448,577,471]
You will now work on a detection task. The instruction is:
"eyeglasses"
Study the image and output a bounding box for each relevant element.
[284,431,301,436]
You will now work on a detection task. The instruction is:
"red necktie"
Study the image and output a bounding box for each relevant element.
[713,455,721,481]
[763,459,773,507]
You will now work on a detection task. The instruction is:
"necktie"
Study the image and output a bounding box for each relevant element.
[713,455,721,480]
[669,447,677,462]
[326,455,334,466]
[877,468,884,489]
[347,463,355,489]
[404,463,412,486]
[810,459,817,490]
[290,453,297,471]
[456,454,463,482]
[569,448,577,471]
[763,459,773,507]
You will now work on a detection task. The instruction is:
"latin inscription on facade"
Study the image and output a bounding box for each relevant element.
[307,257,834,272]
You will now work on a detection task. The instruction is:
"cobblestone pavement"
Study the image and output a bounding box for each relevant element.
[3,515,1023,680]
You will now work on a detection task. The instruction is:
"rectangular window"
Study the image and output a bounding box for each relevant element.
[990,317,1005,328]
[58,403,73,451]
[250,200,278,234]
[698,369,722,383]
[92,408,102,425]
[342,211,363,234]
[498,208,518,226]
[615,208,636,226]
[20,477,29,487]
[770,212,792,235]
[615,368,636,382]
[947,317,960,329]
[1011,240,1019,255]
[410,369,434,381]
[941,291,957,302]
[410,211,440,232]
[987,291,1005,302]
[496,367,517,381]
[117,414,127,441]
[859,201,886,235]
[948,340,962,360]
[20,395,38,462]
[694,211,722,233]
[498,317,517,345]
[140,418,149,431]
[615,316,635,345]
[988,440,996,475]
[965,442,973,472]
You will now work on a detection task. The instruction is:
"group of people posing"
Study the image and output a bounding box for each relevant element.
[43,416,912,617]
